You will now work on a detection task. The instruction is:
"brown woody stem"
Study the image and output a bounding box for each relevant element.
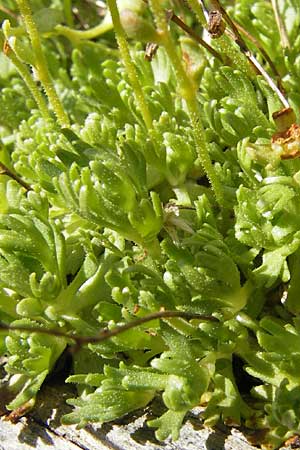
[0,162,31,191]
[0,310,218,348]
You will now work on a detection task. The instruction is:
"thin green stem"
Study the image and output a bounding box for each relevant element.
[55,21,113,43]
[3,42,50,119]
[63,0,74,28]
[185,0,207,26]
[15,0,70,127]
[233,20,285,92]
[148,0,224,207]
[107,0,153,131]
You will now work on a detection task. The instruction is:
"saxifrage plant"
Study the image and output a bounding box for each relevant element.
[1,1,300,448]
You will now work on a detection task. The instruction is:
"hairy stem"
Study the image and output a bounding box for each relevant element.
[148,0,224,207]
[15,0,70,127]
[107,0,153,131]
[233,20,284,91]
[185,0,206,26]
[3,42,50,119]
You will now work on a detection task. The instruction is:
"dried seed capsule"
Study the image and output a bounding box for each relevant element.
[271,107,300,160]
[284,435,300,449]
[208,10,226,38]
[272,107,296,133]
[145,42,159,61]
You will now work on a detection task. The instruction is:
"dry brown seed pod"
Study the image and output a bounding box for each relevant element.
[145,42,159,61]
[272,107,296,133]
[3,39,10,55]
[208,10,226,38]
[271,114,300,160]
[284,434,300,448]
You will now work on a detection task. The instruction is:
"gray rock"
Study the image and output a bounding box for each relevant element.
[0,380,297,450]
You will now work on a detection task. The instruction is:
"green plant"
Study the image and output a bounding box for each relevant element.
[1,1,300,448]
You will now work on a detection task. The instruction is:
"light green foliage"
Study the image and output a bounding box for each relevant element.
[0,77,33,129]
[1,1,300,448]
[5,318,67,409]
[201,66,272,146]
